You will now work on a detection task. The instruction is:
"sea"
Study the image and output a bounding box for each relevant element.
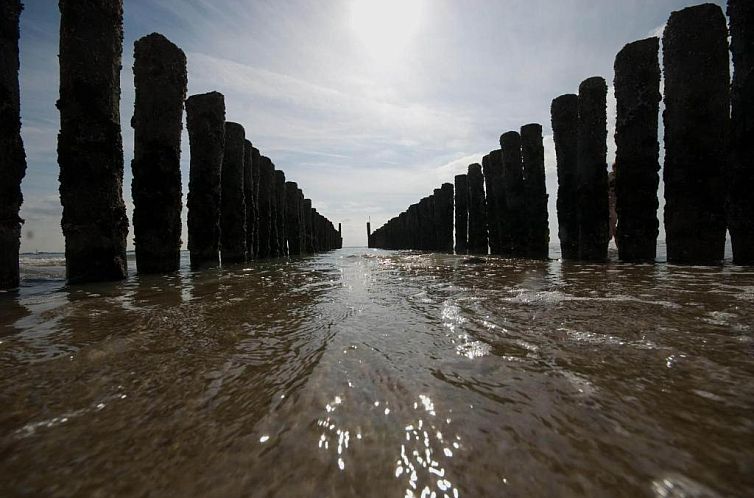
[1,245,753,497]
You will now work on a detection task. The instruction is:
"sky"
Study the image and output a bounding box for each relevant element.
[16,0,727,251]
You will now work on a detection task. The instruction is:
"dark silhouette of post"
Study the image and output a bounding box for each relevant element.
[0,0,26,289]
[728,0,754,265]
[467,163,488,254]
[577,77,609,262]
[243,140,255,260]
[131,33,186,274]
[297,189,305,252]
[220,122,246,264]
[483,153,504,255]
[58,0,129,283]
[407,204,419,250]
[338,223,342,249]
[454,174,468,254]
[186,92,225,269]
[257,156,274,258]
[438,183,454,253]
[367,221,372,248]
[251,147,261,258]
[521,123,549,259]
[552,94,579,260]
[285,181,301,255]
[663,4,729,265]
[304,199,314,253]
[614,38,661,262]
[432,190,442,251]
[274,170,287,257]
[500,132,526,258]
[268,162,280,257]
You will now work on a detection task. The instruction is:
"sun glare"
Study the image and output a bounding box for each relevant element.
[349,0,424,59]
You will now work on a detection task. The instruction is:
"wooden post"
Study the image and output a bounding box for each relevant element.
[614,38,661,262]
[728,0,754,265]
[521,123,549,260]
[186,92,225,269]
[220,122,246,264]
[551,94,580,260]
[0,0,26,289]
[663,4,729,264]
[577,77,609,262]
[58,0,129,282]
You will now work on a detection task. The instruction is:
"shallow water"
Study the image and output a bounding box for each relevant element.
[1,248,753,497]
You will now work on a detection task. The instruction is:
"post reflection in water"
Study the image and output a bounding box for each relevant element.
[0,248,753,497]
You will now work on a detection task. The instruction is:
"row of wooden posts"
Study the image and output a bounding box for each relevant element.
[0,0,342,289]
[369,2,753,267]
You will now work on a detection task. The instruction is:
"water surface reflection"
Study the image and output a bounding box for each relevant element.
[1,249,752,496]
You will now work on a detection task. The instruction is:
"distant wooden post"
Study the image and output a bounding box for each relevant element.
[285,181,301,255]
[454,174,468,254]
[500,132,526,258]
[438,183,454,253]
[243,140,255,260]
[58,0,129,282]
[186,92,225,269]
[274,170,287,256]
[303,199,314,253]
[467,163,488,254]
[251,147,261,258]
[614,38,661,262]
[663,4,729,265]
[576,77,609,262]
[521,123,549,260]
[220,122,246,264]
[0,0,26,289]
[551,94,580,260]
[257,156,274,259]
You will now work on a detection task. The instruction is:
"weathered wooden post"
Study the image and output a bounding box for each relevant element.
[467,163,488,254]
[131,33,186,274]
[432,190,442,251]
[285,181,301,255]
[417,197,430,250]
[438,183,454,253]
[367,221,372,248]
[483,153,503,255]
[251,147,261,258]
[500,132,526,258]
[257,156,274,259]
[312,209,321,252]
[268,162,280,257]
[274,170,287,256]
[243,140,255,260]
[614,38,661,262]
[297,189,306,252]
[0,0,26,289]
[663,4,729,265]
[220,122,246,264]
[338,223,342,249]
[58,0,129,282]
[521,123,549,260]
[454,174,468,254]
[406,204,418,250]
[728,0,754,265]
[304,199,314,253]
[186,92,225,269]
[576,77,609,262]
[551,94,580,260]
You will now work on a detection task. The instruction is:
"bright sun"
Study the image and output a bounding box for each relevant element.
[349,0,424,59]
